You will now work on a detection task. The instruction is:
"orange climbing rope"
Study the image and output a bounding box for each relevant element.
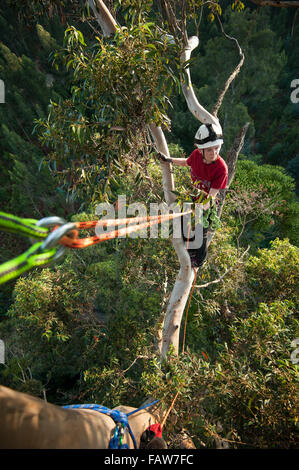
[161,391,180,430]
[59,212,192,249]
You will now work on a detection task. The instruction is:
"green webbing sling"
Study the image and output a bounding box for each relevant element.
[0,212,48,239]
[0,212,62,285]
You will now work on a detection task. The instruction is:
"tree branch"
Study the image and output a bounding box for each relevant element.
[87,0,244,361]
[122,355,148,374]
[180,36,220,126]
[87,0,195,360]
[160,0,182,45]
[225,122,250,189]
[216,121,250,215]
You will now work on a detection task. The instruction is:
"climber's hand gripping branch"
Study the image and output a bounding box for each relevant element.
[156,152,172,163]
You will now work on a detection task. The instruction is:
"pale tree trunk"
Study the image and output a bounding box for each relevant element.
[156,35,223,359]
[87,0,118,36]
[148,127,195,359]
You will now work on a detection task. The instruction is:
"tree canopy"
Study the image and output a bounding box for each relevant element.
[0,0,298,449]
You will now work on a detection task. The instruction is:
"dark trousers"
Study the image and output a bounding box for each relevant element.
[181,216,209,268]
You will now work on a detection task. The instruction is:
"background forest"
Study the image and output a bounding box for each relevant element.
[0,0,298,449]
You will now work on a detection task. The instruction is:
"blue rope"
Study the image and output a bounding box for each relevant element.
[62,400,159,449]
[127,399,160,416]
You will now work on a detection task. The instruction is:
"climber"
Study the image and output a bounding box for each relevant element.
[157,123,228,268]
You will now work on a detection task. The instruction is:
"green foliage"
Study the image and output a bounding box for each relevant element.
[36,23,59,52]
[6,0,87,26]
[138,238,298,448]
[1,208,298,447]
[0,4,72,216]
[36,20,180,201]
[141,298,298,448]
[227,160,299,247]
[179,237,298,355]
[212,300,298,448]
[0,3,74,312]
[247,238,299,306]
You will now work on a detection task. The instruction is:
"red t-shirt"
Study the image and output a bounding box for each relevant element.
[186,149,228,193]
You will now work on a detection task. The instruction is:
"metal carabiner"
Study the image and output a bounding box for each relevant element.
[41,222,77,252]
[33,217,76,263]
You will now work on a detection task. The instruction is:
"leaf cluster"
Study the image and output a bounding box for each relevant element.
[36,20,180,199]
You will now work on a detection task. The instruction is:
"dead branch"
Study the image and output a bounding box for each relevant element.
[160,0,182,45]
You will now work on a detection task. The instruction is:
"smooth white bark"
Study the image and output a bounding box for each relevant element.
[180,36,220,127]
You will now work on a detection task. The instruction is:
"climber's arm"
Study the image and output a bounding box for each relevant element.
[170,158,188,166]
[156,153,188,166]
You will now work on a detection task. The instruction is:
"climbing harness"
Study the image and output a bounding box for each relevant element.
[62,399,160,449]
[0,210,192,285]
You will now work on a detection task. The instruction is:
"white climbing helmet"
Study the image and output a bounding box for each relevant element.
[194,123,223,149]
